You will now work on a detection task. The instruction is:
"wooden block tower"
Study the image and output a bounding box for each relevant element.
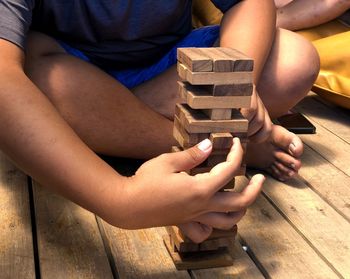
[163,47,253,270]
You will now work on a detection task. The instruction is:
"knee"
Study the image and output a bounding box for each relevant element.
[24,32,65,77]
[294,37,320,90]
[279,30,320,97]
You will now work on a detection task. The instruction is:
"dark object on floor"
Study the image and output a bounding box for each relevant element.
[100,155,144,176]
[274,113,316,134]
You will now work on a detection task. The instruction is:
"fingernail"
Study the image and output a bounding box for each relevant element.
[289,143,296,154]
[233,137,241,144]
[290,163,296,170]
[197,139,212,152]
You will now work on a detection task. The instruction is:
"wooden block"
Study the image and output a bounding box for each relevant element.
[179,81,251,109]
[209,226,238,240]
[238,164,247,176]
[173,117,209,148]
[210,133,234,149]
[166,226,199,253]
[175,104,248,134]
[220,178,235,192]
[171,146,182,153]
[187,166,212,175]
[219,48,254,72]
[199,237,234,252]
[177,63,253,85]
[199,48,233,72]
[187,165,245,176]
[177,48,213,72]
[207,152,229,167]
[203,109,232,120]
[163,234,233,270]
[210,83,254,96]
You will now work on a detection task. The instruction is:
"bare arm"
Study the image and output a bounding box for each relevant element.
[0,39,264,232]
[219,0,276,141]
[0,39,129,222]
[276,0,350,30]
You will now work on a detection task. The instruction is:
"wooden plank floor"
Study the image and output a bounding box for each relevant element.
[0,92,349,278]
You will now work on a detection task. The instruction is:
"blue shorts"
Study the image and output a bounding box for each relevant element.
[58,25,220,89]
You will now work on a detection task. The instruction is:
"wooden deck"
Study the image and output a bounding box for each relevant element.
[1,92,349,278]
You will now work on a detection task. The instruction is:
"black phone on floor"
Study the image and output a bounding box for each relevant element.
[274,113,316,134]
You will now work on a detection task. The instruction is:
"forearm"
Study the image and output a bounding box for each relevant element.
[277,0,350,30]
[0,66,128,225]
[220,0,276,82]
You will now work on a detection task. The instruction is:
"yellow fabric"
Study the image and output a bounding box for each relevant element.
[192,0,222,27]
[192,1,350,109]
[297,22,350,109]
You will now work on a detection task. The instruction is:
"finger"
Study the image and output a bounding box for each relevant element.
[195,210,246,230]
[197,138,243,193]
[178,222,213,243]
[208,174,265,212]
[163,139,212,172]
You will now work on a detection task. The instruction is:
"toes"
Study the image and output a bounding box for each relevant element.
[273,161,296,178]
[274,150,302,171]
[271,125,304,158]
[270,165,287,181]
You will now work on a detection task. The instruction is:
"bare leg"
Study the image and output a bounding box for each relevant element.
[276,0,350,30]
[24,32,176,159]
[25,29,317,181]
[246,28,319,180]
[257,28,320,119]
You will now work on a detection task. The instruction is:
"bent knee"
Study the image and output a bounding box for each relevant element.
[275,29,320,95]
[25,31,65,59]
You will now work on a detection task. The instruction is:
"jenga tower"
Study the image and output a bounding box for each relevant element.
[163,47,253,270]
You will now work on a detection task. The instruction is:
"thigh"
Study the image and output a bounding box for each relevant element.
[132,64,180,120]
[274,0,293,8]
[24,31,175,158]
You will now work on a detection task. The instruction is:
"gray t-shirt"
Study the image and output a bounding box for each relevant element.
[0,0,240,69]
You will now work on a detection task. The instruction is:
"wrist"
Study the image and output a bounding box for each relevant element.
[96,174,133,228]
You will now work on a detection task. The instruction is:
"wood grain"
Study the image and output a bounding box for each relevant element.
[33,182,112,279]
[175,104,248,134]
[179,81,251,109]
[235,176,338,278]
[163,235,233,270]
[0,152,35,279]
[191,241,264,278]
[204,84,254,96]
[202,109,232,120]
[102,224,190,278]
[177,48,213,72]
[219,48,254,72]
[248,171,350,277]
[177,63,253,85]
[200,48,233,72]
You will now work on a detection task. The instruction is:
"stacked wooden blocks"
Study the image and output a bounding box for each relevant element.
[163,47,253,270]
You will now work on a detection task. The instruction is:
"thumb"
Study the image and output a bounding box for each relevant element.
[168,139,212,172]
[178,222,213,243]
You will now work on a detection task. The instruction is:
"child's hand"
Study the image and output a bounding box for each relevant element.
[103,138,264,230]
[178,173,264,243]
[241,87,272,143]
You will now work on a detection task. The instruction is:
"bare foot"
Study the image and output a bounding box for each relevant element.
[246,125,303,181]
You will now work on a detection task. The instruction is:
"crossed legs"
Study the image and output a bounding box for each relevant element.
[24,28,319,180]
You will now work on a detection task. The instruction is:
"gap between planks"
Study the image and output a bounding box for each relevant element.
[245,171,350,277]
